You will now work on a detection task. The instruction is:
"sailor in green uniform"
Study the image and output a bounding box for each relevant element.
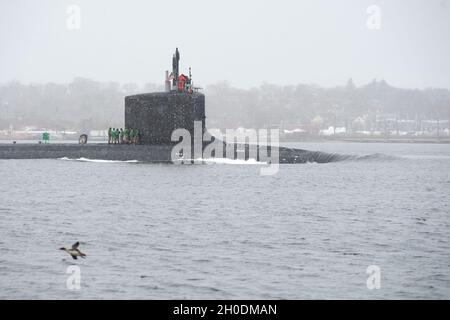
[119,128,124,144]
[123,128,129,144]
[134,129,140,144]
[113,128,117,144]
[129,128,134,144]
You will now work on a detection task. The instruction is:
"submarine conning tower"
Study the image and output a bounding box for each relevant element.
[124,48,205,145]
[125,92,205,145]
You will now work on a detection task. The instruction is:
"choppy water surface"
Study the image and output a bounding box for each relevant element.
[0,142,449,299]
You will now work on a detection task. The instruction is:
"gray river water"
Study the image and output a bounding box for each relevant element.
[0,142,449,299]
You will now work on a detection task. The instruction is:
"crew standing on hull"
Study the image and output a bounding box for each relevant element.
[107,127,140,145]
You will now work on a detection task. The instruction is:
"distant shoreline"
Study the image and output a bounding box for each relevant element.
[280,136,450,144]
[2,137,450,145]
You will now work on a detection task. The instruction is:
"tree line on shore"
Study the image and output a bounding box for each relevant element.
[1,77,449,132]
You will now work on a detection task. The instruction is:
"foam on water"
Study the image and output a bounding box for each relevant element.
[59,157,139,163]
[199,158,266,165]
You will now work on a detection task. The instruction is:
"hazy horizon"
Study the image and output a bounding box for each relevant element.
[1,0,449,90]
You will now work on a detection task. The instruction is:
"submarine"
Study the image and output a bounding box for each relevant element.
[0,48,353,164]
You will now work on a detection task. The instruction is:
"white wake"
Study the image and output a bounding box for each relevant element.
[172,158,267,165]
[59,157,139,163]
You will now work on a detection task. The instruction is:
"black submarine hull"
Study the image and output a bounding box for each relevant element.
[0,143,353,163]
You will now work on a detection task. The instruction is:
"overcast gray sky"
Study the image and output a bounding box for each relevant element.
[1,0,449,89]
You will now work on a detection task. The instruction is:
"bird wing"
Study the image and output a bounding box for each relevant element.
[71,242,80,249]
[71,255,78,260]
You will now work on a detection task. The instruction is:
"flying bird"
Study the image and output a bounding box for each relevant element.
[59,242,86,260]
